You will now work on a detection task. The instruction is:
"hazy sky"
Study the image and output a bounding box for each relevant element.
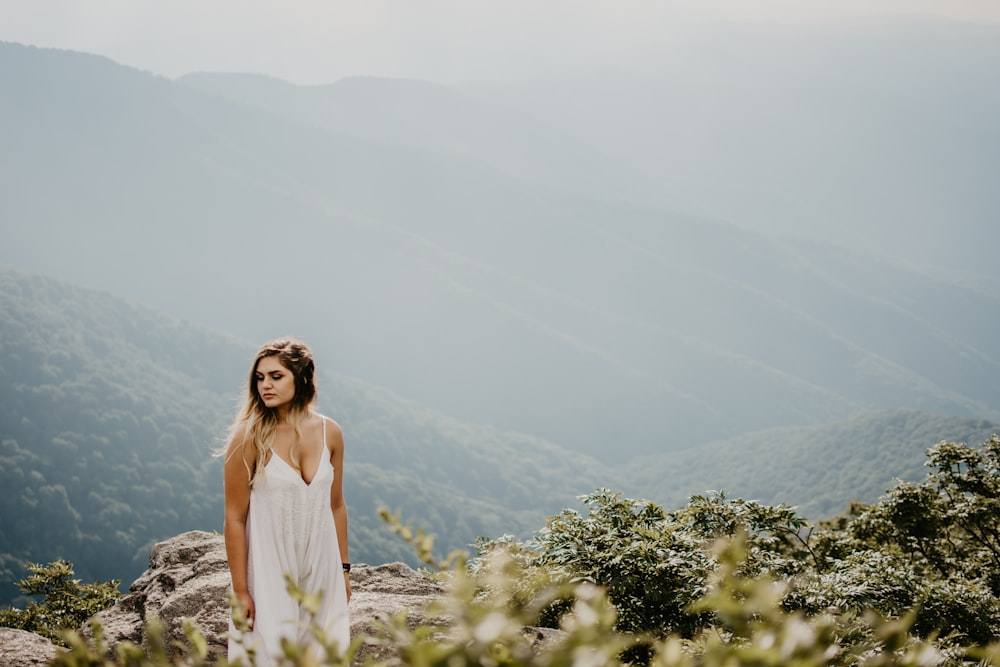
[3,0,999,84]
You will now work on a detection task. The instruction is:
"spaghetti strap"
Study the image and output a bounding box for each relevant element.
[321,415,327,453]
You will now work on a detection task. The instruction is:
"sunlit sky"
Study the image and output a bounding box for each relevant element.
[2,0,999,84]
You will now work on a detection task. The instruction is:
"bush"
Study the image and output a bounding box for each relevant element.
[16,437,1000,665]
[0,559,121,644]
[49,525,992,667]
[473,439,1000,660]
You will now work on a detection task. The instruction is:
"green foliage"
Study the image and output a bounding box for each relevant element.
[475,490,820,642]
[853,436,1000,581]
[0,560,121,644]
[46,519,995,667]
[672,491,815,575]
[474,438,1000,661]
[55,616,217,667]
[842,436,1000,644]
[0,269,241,603]
[519,490,713,639]
[681,535,950,667]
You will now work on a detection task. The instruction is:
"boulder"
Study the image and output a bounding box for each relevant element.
[90,530,231,657]
[1,531,558,665]
[0,627,58,666]
[91,531,444,662]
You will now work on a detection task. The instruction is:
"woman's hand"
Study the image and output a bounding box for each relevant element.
[344,571,352,602]
[235,590,256,630]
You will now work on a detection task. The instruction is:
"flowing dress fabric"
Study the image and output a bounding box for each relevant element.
[229,419,350,665]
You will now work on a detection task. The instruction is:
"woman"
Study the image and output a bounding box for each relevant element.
[223,339,351,665]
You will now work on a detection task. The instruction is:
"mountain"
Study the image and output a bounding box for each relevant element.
[0,266,608,605]
[1,265,993,608]
[623,408,1000,520]
[461,19,1000,281]
[175,72,681,211]
[1,41,997,462]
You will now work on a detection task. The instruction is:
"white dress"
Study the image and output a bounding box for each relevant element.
[228,417,350,665]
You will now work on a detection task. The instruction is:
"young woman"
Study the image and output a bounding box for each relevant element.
[223,339,350,664]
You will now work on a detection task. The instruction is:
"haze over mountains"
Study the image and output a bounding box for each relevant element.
[2,22,998,463]
[2,265,996,606]
[0,267,610,603]
[463,20,1000,281]
[2,15,999,604]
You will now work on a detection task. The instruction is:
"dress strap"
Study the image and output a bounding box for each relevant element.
[321,415,327,452]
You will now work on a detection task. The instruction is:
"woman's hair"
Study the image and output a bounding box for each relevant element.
[228,338,317,484]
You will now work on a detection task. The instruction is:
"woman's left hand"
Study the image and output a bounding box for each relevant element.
[344,570,352,602]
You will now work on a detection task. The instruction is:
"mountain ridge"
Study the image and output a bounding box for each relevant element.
[1,265,996,607]
[624,407,1000,520]
[1,41,997,461]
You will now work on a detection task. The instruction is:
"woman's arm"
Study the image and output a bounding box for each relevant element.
[327,417,351,601]
[223,423,256,626]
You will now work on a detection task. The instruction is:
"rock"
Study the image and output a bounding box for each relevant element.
[0,628,58,666]
[4,531,562,665]
[348,561,446,663]
[91,530,232,659]
[89,531,445,663]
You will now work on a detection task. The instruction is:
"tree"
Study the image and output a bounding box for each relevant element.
[0,559,122,644]
[840,436,1000,643]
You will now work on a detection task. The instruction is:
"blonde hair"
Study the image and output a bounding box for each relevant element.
[227,338,317,485]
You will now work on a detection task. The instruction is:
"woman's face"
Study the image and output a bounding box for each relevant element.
[255,356,296,411]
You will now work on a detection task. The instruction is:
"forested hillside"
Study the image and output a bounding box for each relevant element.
[625,409,1000,519]
[2,266,995,611]
[0,270,236,603]
[2,42,998,461]
[0,267,608,605]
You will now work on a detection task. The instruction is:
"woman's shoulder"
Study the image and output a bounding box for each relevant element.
[312,412,344,444]
[312,412,342,431]
[227,420,249,443]
[223,420,253,460]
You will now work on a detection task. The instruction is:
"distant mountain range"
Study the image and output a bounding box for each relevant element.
[461,19,1000,281]
[1,267,995,608]
[623,408,999,521]
[1,40,996,462]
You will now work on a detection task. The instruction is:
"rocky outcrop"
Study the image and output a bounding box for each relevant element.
[90,530,232,656]
[91,531,444,662]
[0,628,58,667]
[344,560,446,663]
[4,531,557,665]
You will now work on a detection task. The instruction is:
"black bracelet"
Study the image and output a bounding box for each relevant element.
[342,562,351,572]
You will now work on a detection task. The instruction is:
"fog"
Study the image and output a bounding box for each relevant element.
[3,0,999,84]
[1,2,998,461]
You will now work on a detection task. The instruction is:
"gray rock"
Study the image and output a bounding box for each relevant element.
[91,531,445,663]
[0,628,58,666]
[90,530,231,659]
[3,531,558,665]
[348,560,446,663]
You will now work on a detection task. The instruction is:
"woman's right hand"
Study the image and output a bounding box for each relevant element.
[235,590,256,631]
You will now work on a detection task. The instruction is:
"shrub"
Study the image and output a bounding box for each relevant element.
[0,559,121,645]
